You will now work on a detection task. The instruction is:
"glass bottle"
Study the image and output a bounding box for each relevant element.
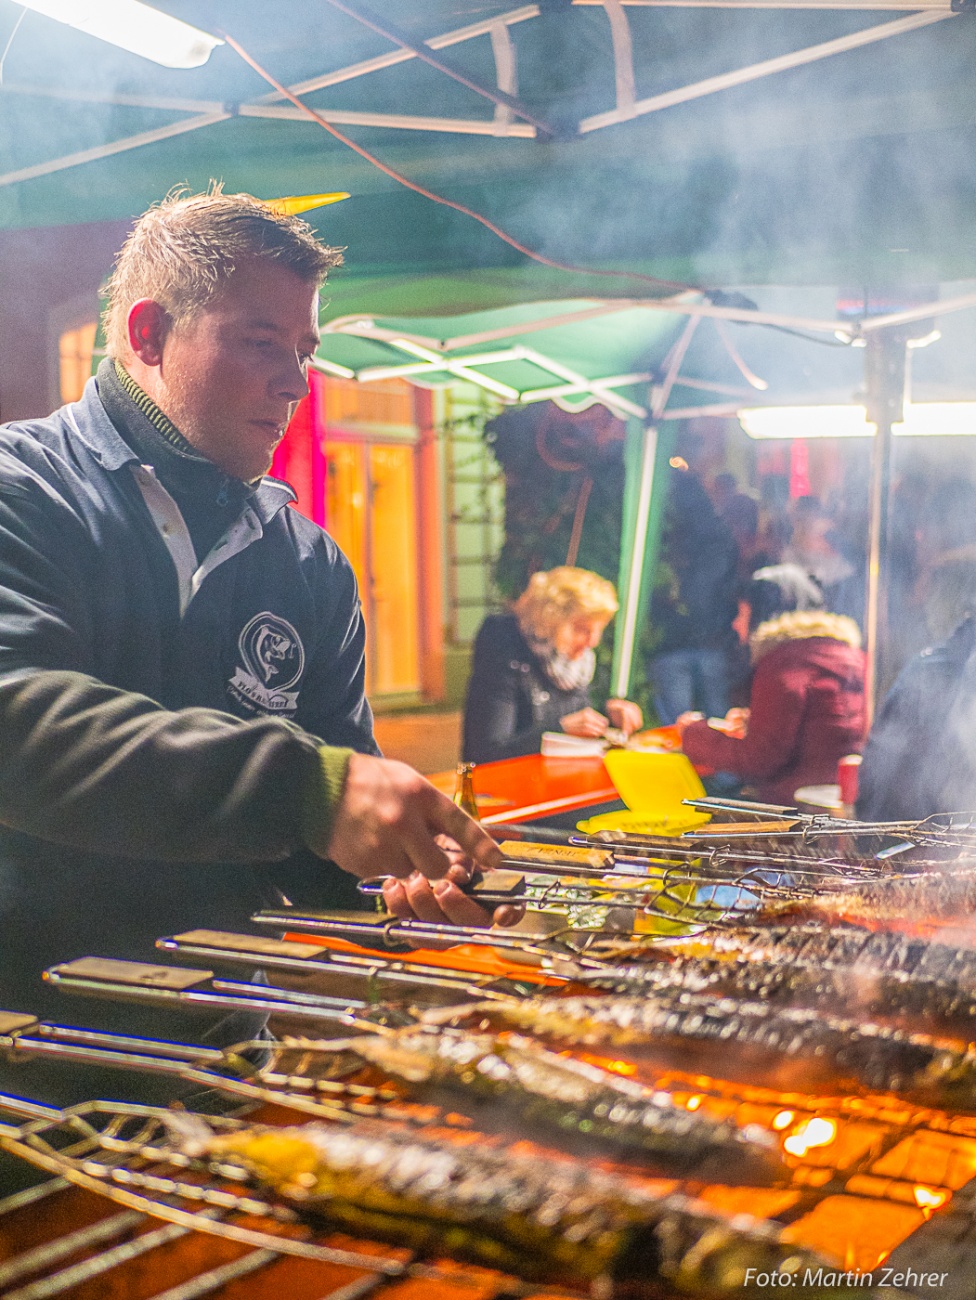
[453,762,480,820]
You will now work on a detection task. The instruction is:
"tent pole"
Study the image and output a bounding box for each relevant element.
[863,328,908,725]
[611,419,676,699]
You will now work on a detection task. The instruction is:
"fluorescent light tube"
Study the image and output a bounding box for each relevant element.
[739,403,976,440]
[19,0,222,69]
[739,406,872,439]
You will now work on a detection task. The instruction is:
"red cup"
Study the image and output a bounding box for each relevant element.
[837,754,862,807]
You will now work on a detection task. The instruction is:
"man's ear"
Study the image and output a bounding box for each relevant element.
[127,299,170,367]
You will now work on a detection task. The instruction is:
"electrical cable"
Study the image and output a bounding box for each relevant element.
[220,29,696,296]
[764,325,852,347]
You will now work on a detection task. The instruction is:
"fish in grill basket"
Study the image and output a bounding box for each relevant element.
[564,923,976,1030]
[167,1111,832,1297]
[424,991,976,1107]
[756,868,976,927]
[287,1026,784,1181]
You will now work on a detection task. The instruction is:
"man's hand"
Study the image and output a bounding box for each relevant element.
[381,858,524,931]
[560,706,609,738]
[606,698,643,736]
[322,752,502,883]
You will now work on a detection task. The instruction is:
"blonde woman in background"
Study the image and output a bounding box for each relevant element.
[462,567,643,764]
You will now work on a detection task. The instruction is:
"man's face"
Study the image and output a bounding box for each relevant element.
[156,258,320,482]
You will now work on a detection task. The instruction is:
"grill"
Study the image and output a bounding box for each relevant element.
[5,808,976,1298]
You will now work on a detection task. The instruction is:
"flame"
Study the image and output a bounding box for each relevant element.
[580,1056,638,1077]
[913,1186,948,1212]
[784,1117,837,1158]
[686,1095,703,1111]
[772,1109,795,1131]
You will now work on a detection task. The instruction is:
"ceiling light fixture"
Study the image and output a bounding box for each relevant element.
[18,0,222,69]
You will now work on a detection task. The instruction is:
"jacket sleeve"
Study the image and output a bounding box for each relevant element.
[462,622,547,764]
[681,657,807,780]
[0,668,327,862]
[0,474,339,863]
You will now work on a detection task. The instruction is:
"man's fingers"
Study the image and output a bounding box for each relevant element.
[381,877,413,917]
[444,859,474,886]
[383,872,525,932]
[427,794,503,872]
[493,903,526,928]
[368,845,420,881]
[429,878,498,929]
[400,814,454,881]
[382,874,495,930]
[403,873,461,923]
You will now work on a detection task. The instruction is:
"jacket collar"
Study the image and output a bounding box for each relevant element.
[750,610,863,664]
[67,377,297,523]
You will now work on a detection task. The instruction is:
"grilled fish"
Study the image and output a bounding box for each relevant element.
[565,923,976,1029]
[170,1112,831,1296]
[758,869,976,927]
[293,1026,783,1181]
[425,992,976,1107]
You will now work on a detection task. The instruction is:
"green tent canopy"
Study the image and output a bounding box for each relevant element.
[3,1,976,289]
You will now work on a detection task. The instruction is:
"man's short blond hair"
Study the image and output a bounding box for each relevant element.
[103,185,342,360]
[514,566,618,643]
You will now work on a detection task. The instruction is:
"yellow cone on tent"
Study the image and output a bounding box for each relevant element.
[264,192,350,216]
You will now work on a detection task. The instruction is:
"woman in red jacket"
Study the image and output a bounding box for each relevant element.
[677,565,865,806]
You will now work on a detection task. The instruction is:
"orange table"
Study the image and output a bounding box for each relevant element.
[428,753,618,825]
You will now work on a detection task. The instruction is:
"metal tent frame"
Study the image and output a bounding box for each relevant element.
[0,2,958,189]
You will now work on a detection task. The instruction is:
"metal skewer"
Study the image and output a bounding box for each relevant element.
[43,957,396,1027]
[250,907,591,957]
[154,928,540,996]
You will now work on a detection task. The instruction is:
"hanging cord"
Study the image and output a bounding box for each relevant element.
[533,406,619,565]
[220,30,696,295]
[565,475,593,566]
[713,317,769,391]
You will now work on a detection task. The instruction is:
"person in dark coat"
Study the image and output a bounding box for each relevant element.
[462,567,642,764]
[858,548,976,821]
[678,564,865,806]
[646,469,739,724]
[0,190,506,1110]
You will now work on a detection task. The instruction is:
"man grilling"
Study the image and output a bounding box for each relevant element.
[0,188,504,1101]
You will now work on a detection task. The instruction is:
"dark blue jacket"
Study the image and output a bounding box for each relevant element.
[0,380,377,1094]
[857,616,976,823]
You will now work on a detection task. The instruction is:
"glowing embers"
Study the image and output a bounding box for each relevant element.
[791,1197,927,1273]
[845,1175,950,1217]
[783,1117,838,1159]
[871,1127,976,1190]
[913,1186,949,1215]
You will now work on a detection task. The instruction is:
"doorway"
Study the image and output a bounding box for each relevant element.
[325,438,421,698]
